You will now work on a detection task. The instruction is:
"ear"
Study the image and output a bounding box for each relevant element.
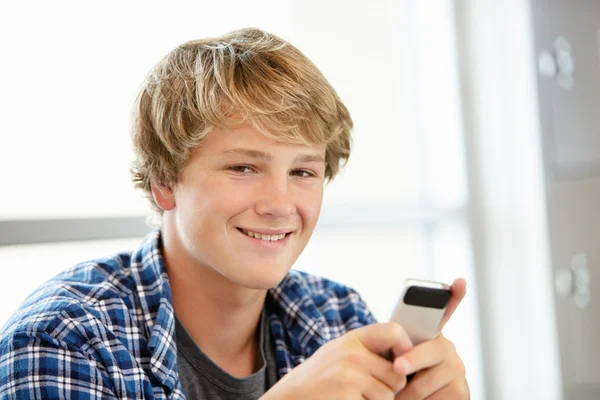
[151,183,176,211]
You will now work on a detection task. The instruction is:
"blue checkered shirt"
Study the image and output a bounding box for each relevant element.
[0,230,377,399]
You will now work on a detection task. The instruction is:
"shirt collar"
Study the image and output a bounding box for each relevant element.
[130,229,179,392]
[267,273,327,358]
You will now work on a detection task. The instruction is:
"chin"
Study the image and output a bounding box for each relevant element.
[235,264,291,290]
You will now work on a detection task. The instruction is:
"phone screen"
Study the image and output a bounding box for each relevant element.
[403,286,452,309]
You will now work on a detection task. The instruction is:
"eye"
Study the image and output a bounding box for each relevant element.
[291,169,316,178]
[228,165,256,174]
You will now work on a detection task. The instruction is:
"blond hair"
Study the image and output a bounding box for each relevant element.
[130,28,353,220]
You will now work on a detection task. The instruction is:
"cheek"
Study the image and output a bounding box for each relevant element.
[209,180,256,215]
[184,179,251,225]
[299,189,324,228]
[174,181,220,234]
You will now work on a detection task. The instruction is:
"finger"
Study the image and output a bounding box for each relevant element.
[394,362,455,400]
[354,322,413,358]
[363,375,397,400]
[360,349,408,393]
[423,379,470,400]
[437,278,467,332]
[391,334,451,376]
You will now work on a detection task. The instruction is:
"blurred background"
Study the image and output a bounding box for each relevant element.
[1,0,599,399]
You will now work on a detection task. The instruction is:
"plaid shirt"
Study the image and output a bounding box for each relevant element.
[0,230,376,399]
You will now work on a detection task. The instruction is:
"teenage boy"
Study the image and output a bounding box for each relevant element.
[0,28,469,399]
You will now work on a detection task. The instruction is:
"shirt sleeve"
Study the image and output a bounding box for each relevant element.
[0,330,118,400]
[349,287,379,326]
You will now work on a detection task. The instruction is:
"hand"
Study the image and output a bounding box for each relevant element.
[392,278,470,399]
[262,322,415,400]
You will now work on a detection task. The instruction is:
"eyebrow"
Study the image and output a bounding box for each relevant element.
[221,148,325,163]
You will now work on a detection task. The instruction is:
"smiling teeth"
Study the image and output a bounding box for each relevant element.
[244,230,287,241]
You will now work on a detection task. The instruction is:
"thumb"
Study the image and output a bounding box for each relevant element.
[437,278,467,332]
[353,322,413,358]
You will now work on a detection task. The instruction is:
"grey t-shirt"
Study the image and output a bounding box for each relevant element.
[175,310,279,399]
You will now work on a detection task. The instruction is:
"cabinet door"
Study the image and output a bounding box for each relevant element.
[532,1,600,398]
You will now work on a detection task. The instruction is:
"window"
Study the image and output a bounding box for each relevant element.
[0,1,484,398]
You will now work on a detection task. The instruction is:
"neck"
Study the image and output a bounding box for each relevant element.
[162,226,267,377]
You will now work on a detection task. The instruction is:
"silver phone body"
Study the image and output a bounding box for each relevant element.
[389,279,451,345]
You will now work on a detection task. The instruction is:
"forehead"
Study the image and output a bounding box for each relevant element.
[196,121,326,158]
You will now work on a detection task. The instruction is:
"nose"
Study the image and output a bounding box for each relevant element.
[254,174,297,218]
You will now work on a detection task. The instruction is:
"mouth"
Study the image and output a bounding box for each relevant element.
[236,228,293,243]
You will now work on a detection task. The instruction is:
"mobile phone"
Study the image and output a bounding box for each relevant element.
[389,279,452,346]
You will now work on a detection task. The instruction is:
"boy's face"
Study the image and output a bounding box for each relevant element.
[158,121,326,290]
